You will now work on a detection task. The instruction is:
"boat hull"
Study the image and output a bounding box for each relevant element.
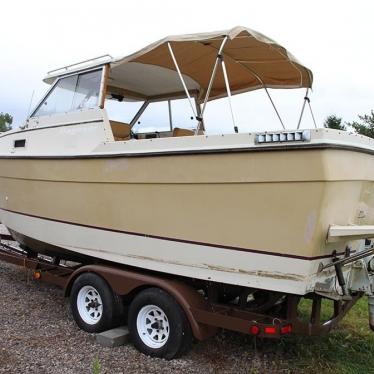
[1,208,318,294]
[1,144,374,294]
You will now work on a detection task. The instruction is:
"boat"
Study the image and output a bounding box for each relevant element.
[0,25,374,300]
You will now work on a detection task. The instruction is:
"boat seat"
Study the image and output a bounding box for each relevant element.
[110,121,131,141]
[172,128,195,137]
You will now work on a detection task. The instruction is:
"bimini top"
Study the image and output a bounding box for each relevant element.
[44,26,313,103]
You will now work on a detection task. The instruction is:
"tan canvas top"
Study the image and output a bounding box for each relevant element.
[110,26,313,102]
[45,26,313,103]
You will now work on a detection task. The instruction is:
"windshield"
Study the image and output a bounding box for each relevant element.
[33,69,102,117]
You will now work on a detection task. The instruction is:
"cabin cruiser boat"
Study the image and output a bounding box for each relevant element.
[0,26,373,304]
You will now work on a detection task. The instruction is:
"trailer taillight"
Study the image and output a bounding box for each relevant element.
[33,271,41,280]
[264,326,277,335]
[250,325,260,335]
[280,324,292,334]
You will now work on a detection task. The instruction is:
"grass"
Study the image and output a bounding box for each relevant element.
[91,356,101,374]
[273,297,374,374]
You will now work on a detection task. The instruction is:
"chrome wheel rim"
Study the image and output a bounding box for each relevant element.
[77,286,103,325]
[136,305,170,348]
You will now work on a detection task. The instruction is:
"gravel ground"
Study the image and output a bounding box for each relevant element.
[0,260,291,374]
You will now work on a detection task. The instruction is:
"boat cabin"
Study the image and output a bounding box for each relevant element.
[24,26,314,147]
[29,63,203,142]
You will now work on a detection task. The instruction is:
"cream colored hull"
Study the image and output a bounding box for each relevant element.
[2,209,314,294]
[0,144,373,294]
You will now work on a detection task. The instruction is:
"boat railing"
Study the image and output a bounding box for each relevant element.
[47,54,113,77]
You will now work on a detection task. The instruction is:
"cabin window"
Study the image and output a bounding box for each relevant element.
[105,99,144,124]
[104,92,202,140]
[170,98,198,130]
[71,70,101,110]
[133,101,170,133]
[32,69,102,117]
[131,99,198,135]
[34,75,78,117]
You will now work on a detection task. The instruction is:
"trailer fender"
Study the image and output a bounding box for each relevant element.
[64,265,217,340]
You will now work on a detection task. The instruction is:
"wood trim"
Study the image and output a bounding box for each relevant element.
[99,64,110,109]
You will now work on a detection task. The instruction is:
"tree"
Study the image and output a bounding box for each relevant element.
[324,115,345,130]
[0,113,13,132]
[347,110,374,139]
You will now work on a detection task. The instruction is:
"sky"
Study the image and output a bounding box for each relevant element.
[1,0,373,134]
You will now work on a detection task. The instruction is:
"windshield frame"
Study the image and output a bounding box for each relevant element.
[30,67,104,119]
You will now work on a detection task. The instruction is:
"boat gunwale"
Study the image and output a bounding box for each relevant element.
[1,142,374,159]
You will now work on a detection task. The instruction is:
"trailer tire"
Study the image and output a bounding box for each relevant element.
[128,287,192,359]
[70,272,123,333]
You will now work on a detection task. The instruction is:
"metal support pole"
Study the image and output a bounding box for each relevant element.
[297,88,317,129]
[167,100,173,131]
[239,62,286,130]
[167,42,197,119]
[200,36,228,117]
[130,100,149,127]
[26,90,35,119]
[264,87,285,130]
[319,246,374,271]
[307,99,318,129]
[195,97,205,132]
[296,88,309,129]
[221,56,237,132]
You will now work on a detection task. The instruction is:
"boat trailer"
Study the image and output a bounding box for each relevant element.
[0,235,372,340]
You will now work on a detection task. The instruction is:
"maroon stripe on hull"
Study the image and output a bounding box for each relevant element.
[1,208,343,261]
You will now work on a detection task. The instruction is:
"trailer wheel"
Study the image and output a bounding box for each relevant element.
[128,288,192,359]
[70,273,123,333]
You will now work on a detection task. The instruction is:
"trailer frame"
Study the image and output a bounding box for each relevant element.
[0,239,363,342]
